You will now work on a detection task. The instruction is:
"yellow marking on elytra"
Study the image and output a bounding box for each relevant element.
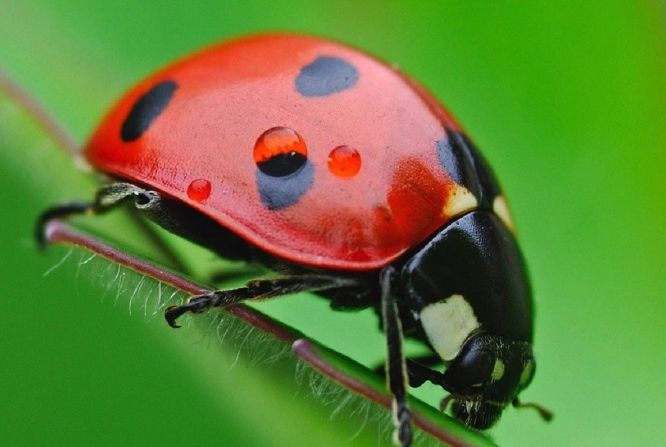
[443,185,478,218]
[493,195,515,233]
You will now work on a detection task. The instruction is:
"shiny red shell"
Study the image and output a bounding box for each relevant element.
[85,34,472,270]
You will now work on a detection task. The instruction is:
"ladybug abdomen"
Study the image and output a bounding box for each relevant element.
[86,34,500,270]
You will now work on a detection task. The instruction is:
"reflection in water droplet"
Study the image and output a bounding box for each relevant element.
[253,127,308,177]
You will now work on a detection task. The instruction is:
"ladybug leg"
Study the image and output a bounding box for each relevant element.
[403,359,457,414]
[379,266,413,447]
[36,202,95,249]
[165,275,363,328]
[36,183,154,249]
[404,356,445,387]
[373,354,443,384]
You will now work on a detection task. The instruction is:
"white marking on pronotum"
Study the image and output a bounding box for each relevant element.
[420,294,481,361]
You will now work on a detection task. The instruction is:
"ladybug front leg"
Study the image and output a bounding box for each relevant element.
[380,267,413,447]
[165,275,363,328]
[405,357,447,387]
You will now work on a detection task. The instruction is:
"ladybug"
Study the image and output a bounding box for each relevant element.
[37,34,549,446]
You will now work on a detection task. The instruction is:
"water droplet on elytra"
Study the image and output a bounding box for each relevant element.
[328,145,361,178]
[187,178,212,202]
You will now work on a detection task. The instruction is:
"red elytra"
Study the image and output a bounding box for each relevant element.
[85,34,467,270]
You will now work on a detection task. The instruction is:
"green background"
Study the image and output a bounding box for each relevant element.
[2,1,666,446]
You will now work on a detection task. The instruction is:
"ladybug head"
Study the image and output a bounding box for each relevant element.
[399,210,542,428]
[438,333,536,429]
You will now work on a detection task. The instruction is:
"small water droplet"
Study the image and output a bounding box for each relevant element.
[187,178,212,202]
[328,145,361,178]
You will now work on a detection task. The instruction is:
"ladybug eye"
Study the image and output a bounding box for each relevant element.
[253,127,308,177]
[328,145,361,178]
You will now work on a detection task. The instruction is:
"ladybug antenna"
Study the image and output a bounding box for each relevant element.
[512,399,554,422]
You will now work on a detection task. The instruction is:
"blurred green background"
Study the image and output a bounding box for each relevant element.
[2,1,666,446]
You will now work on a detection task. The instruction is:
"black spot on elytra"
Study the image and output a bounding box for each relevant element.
[436,128,502,208]
[256,161,314,210]
[295,56,359,97]
[121,80,178,142]
[256,152,307,177]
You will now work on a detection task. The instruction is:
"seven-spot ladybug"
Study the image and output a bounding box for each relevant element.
[37,34,549,446]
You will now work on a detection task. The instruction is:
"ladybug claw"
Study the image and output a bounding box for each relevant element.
[165,305,186,328]
[164,295,214,328]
